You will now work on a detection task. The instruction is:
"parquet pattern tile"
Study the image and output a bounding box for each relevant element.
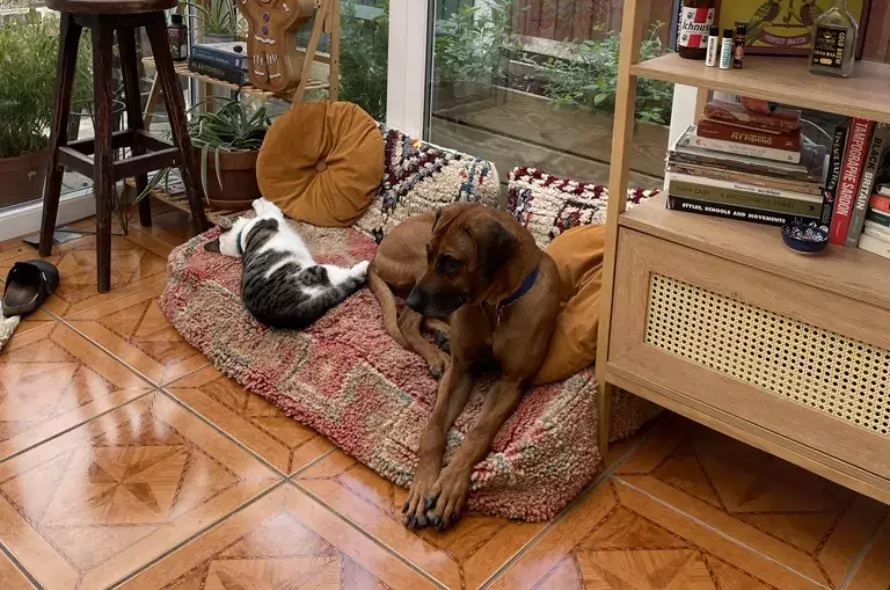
[0,206,888,589]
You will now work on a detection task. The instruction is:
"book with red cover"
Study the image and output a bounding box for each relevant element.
[697,119,801,151]
[830,118,875,245]
[870,193,890,214]
[703,100,801,132]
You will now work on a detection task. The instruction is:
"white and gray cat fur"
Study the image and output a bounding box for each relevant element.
[204,198,369,330]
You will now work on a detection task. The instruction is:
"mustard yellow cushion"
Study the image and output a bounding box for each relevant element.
[257,101,384,226]
[533,224,606,385]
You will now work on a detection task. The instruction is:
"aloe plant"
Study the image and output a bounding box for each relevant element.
[181,0,244,38]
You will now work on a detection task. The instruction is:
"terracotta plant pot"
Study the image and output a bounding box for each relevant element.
[197,148,261,211]
[0,150,48,209]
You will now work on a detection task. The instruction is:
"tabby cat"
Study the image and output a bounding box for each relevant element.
[204,198,369,329]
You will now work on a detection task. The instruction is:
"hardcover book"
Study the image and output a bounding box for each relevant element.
[697,119,801,151]
[829,117,874,245]
[846,123,890,247]
[821,120,850,226]
[703,100,801,132]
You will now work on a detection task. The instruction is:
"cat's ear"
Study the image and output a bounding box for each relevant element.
[218,217,234,230]
[204,237,221,253]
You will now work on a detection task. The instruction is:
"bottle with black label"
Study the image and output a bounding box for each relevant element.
[678,0,716,60]
[809,0,858,78]
[168,14,188,62]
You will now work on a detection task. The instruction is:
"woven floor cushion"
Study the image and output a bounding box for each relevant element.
[160,222,660,521]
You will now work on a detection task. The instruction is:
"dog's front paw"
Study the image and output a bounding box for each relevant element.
[424,466,471,530]
[402,467,439,530]
[352,260,370,281]
[428,351,450,380]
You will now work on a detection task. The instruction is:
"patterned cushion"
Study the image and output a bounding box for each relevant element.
[507,166,659,248]
[355,127,500,243]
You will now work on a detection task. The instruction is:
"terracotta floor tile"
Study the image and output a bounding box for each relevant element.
[490,478,824,589]
[0,392,280,589]
[0,232,170,318]
[67,284,209,386]
[612,416,887,589]
[0,322,152,461]
[848,518,890,590]
[0,552,34,589]
[296,450,546,589]
[129,206,195,247]
[119,483,436,589]
[166,366,334,475]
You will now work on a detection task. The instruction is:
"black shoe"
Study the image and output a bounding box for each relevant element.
[2,260,60,317]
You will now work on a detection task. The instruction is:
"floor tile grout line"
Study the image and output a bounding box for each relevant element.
[157,388,288,478]
[108,480,288,589]
[286,448,336,479]
[613,475,832,589]
[478,425,659,589]
[0,537,44,590]
[290,479,450,590]
[839,512,889,590]
[0,389,158,467]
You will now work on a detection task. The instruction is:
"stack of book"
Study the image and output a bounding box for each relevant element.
[666,99,825,227]
[188,41,248,86]
[820,118,890,256]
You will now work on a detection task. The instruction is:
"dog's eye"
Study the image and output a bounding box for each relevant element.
[437,254,463,275]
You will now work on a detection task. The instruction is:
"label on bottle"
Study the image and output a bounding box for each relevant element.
[678,7,716,50]
[811,25,847,70]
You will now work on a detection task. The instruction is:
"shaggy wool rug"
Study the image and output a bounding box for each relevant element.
[160,223,660,521]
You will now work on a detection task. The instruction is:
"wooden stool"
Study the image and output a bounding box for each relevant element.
[40,0,210,293]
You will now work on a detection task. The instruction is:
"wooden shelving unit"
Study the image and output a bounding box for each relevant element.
[598,0,890,504]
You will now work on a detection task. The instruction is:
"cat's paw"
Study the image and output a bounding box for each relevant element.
[351,260,370,281]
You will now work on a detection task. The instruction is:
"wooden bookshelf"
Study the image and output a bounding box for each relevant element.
[597,0,890,506]
[633,53,890,125]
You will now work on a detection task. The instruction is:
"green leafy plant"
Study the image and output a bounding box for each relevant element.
[541,24,674,124]
[433,0,518,86]
[339,0,388,121]
[141,98,271,201]
[0,10,92,158]
[181,0,243,38]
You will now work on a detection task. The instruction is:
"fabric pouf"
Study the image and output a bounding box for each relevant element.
[355,127,500,243]
[258,101,385,227]
[160,223,660,521]
[508,166,659,248]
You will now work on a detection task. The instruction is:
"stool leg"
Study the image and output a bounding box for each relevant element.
[91,17,116,293]
[118,26,152,228]
[39,14,82,257]
[144,13,209,235]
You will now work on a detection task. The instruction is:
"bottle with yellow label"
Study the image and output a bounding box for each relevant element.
[809,0,858,78]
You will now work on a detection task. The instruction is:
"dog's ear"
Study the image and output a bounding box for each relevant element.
[464,218,518,279]
[204,237,221,253]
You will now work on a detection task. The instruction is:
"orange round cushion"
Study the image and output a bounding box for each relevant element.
[257,101,384,227]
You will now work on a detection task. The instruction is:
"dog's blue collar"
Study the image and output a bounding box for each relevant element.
[499,264,539,309]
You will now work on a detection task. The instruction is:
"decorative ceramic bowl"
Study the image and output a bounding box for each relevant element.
[781,221,829,253]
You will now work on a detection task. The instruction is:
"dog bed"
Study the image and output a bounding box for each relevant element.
[161,221,661,521]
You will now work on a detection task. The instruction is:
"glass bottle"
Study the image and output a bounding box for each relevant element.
[678,0,716,60]
[809,0,858,78]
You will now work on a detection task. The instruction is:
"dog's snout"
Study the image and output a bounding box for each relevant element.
[406,288,426,313]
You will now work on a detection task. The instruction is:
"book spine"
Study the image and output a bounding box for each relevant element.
[846,123,890,247]
[666,163,821,195]
[190,46,245,70]
[188,58,245,85]
[869,193,890,214]
[667,196,794,226]
[867,208,890,227]
[697,119,801,151]
[863,220,890,239]
[857,232,890,258]
[821,120,850,226]
[877,183,890,197]
[703,101,800,132]
[667,177,821,217]
[690,132,802,163]
[830,118,874,244]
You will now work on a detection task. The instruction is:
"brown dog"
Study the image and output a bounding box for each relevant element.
[368,203,560,529]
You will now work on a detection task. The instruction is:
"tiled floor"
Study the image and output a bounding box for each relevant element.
[0,202,888,589]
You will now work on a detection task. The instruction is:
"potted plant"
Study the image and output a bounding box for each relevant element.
[183,0,243,43]
[0,10,91,209]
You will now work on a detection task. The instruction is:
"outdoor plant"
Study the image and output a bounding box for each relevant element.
[542,23,674,124]
[434,0,519,86]
[0,10,91,158]
[339,0,388,121]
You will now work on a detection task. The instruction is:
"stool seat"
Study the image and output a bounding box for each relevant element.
[45,0,177,14]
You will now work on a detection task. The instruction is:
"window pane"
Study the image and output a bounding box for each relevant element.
[426,0,674,190]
